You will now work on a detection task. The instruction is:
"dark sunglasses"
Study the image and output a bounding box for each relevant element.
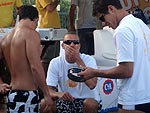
[99,15,105,22]
[63,40,80,45]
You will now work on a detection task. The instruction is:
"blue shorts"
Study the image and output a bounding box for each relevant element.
[6,90,40,113]
[118,103,150,113]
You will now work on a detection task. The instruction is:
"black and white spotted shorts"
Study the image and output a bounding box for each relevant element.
[56,99,85,113]
[6,90,40,113]
[56,99,102,113]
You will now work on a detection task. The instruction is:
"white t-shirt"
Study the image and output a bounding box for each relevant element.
[70,0,96,29]
[46,53,100,101]
[114,14,150,105]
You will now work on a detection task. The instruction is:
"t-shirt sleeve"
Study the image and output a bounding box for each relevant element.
[84,55,98,69]
[46,59,59,86]
[115,27,134,63]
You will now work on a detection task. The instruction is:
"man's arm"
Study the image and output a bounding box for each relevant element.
[75,54,97,89]
[69,4,76,31]
[47,86,58,100]
[45,0,60,12]
[26,31,48,95]
[26,31,53,107]
[96,62,133,78]
[0,39,11,94]
[48,86,74,101]
[79,62,133,80]
[12,0,23,27]
[0,79,11,94]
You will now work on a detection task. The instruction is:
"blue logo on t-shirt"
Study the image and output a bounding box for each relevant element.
[103,79,114,95]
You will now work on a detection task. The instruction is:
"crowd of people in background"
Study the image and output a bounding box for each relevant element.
[0,0,150,113]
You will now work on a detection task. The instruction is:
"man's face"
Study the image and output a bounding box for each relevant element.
[97,5,119,29]
[62,34,80,63]
[63,34,80,50]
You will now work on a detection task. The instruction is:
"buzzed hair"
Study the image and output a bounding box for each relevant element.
[63,31,79,41]
[65,31,77,35]
[18,5,39,21]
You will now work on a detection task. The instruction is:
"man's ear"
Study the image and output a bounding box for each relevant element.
[62,42,65,49]
[33,18,38,23]
[79,43,81,48]
[108,5,115,14]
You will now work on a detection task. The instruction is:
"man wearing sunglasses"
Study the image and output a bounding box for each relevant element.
[79,0,150,113]
[40,32,101,113]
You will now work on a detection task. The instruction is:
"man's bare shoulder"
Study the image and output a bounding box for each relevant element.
[1,30,14,47]
[14,26,40,43]
[0,35,9,58]
[26,29,40,43]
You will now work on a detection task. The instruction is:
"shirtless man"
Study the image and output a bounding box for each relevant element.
[0,5,53,113]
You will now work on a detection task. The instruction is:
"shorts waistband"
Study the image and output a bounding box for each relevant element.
[118,104,135,110]
[9,89,38,92]
[118,102,150,110]
[8,90,38,95]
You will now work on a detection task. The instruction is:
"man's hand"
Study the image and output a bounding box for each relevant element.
[0,83,11,94]
[65,45,80,62]
[43,95,55,113]
[58,92,74,101]
[78,67,96,80]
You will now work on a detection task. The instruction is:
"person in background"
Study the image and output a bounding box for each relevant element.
[0,5,53,113]
[36,0,61,74]
[128,7,147,24]
[69,0,97,55]
[0,0,23,27]
[79,0,150,113]
[40,32,101,113]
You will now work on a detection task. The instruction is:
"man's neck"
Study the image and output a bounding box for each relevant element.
[19,19,36,30]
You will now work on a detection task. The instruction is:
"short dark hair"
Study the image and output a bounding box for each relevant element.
[63,31,79,41]
[93,0,122,16]
[18,5,39,21]
[66,31,77,35]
